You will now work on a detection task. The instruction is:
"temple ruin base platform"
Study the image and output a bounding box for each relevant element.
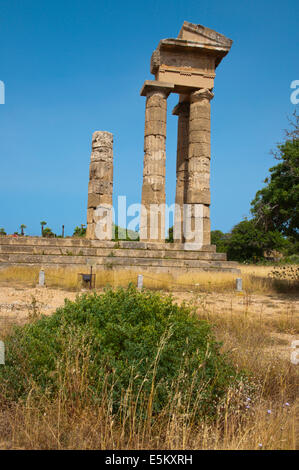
[0,237,240,289]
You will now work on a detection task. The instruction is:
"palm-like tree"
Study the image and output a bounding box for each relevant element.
[40,221,47,236]
[20,224,27,236]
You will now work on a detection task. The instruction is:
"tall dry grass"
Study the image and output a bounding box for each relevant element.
[0,289,298,450]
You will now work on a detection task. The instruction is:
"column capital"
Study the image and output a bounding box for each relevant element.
[191,88,214,103]
[172,101,190,116]
[140,80,174,98]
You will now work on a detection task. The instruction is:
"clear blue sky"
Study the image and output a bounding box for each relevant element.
[0,0,298,236]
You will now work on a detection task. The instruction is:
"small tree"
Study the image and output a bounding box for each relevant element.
[227,219,286,262]
[211,230,230,253]
[20,224,26,236]
[73,225,86,237]
[166,226,174,243]
[112,224,139,241]
[40,221,47,236]
[42,227,55,238]
[0,228,6,236]
[251,112,299,240]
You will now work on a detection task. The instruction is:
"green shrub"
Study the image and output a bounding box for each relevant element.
[112,224,139,241]
[73,225,86,237]
[0,287,239,419]
[283,254,299,264]
[42,227,55,238]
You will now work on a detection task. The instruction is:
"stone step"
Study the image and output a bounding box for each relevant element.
[0,244,226,261]
[0,261,240,275]
[0,252,238,269]
[0,237,217,253]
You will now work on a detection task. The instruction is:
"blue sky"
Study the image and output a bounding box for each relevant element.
[0,0,298,236]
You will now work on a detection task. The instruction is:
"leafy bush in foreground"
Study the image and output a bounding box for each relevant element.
[0,287,239,418]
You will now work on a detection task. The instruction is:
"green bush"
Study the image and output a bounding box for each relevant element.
[0,287,239,418]
[283,254,299,264]
[73,225,86,237]
[211,230,230,253]
[226,219,286,262]
[42,227,55,238]
[112,224,139,241]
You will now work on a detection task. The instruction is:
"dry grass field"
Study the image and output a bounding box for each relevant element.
[0,264,298,450]
[0,263,298,293]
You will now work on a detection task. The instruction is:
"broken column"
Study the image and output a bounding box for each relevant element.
[140,80,174,242]
[86,131,113,240]
[173,97,190,242]
[185,88,213,246]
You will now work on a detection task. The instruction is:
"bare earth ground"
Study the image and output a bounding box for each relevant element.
[0,283,298,361]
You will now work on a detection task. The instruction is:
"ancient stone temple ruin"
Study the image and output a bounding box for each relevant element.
[87,21,233,248]
[0,22,239,289]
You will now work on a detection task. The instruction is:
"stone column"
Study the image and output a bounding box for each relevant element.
[140,81,174,242]
[172,97,190,242]
[86,131,113,240]
[186,88,214,246]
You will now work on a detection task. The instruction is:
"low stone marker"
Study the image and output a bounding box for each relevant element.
[39,269,45,287]
[137,274,143,290]
[236,278,243,292]
[0,341,5,365]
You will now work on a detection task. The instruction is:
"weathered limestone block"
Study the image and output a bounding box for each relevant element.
[90,149,113,163]
[144,135,165,152]
[189,131,211,145]
[189,106,211,120]
[87,193,102,208]
[143,161,166,178]
[144,120,167,137]
[89,161,113,180]
[189,118,211,132]
[88,180,112,195]
[188,156,210,173]
[145,107,167,122]
[186,189,211,205]
[86,131,113,240]
[188,142,210,158]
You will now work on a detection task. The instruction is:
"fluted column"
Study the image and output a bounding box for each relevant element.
[140,81,173,242]
[186,88,214,246]
[172,97,190,242]
[86,131,113,240]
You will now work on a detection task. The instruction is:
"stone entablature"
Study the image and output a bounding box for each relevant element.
[150,21,232,93]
